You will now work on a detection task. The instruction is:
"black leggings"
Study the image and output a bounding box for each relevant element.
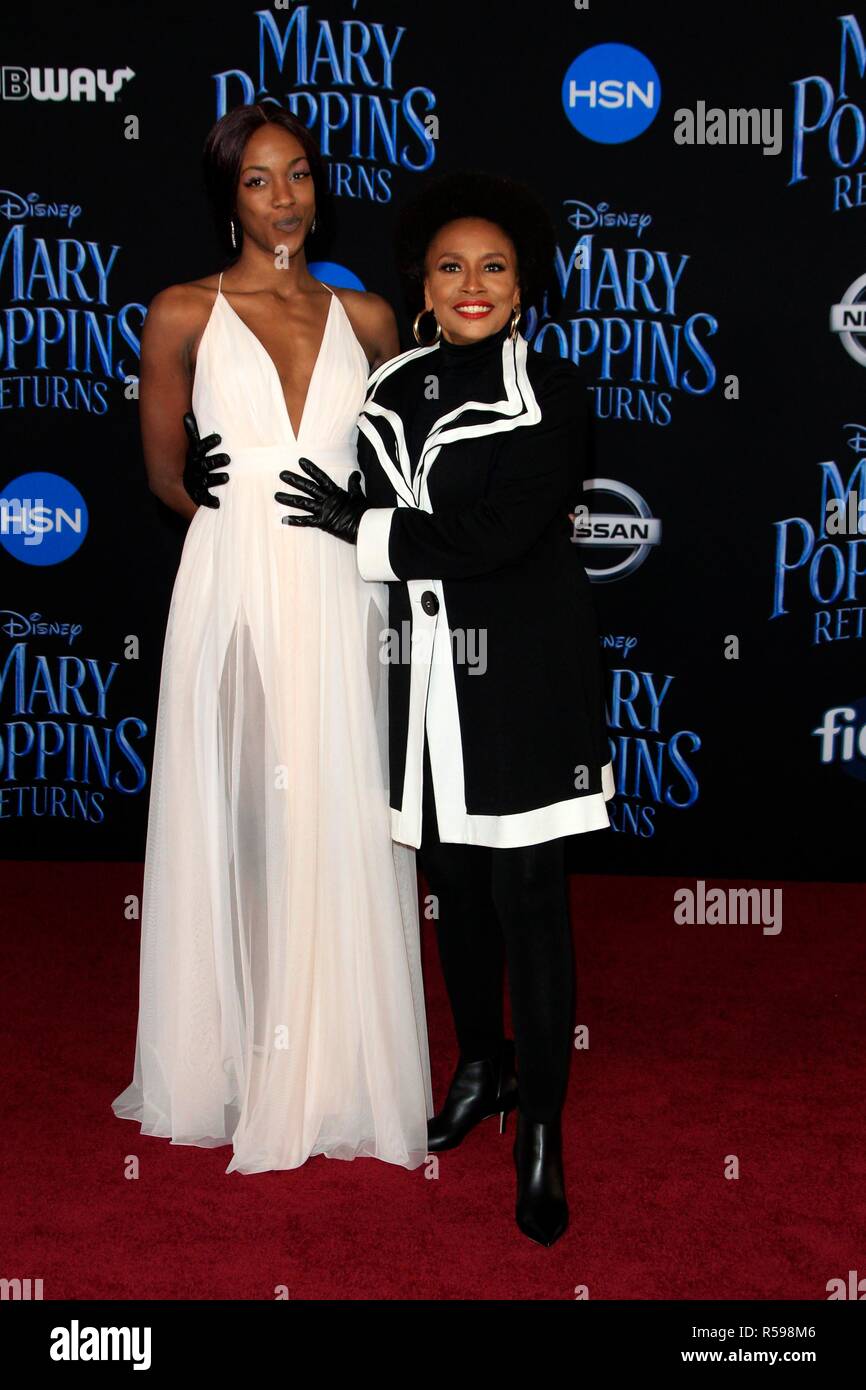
[416,737,575,1123]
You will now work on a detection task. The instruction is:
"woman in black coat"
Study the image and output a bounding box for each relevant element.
[276,170,614,1247]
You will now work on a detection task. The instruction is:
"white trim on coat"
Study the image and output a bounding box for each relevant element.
[393,760,617,850]
[357,507,398,582]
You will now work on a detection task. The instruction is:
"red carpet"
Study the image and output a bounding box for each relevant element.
[1,863,863,1300]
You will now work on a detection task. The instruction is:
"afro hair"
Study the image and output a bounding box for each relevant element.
[393,168,557,317]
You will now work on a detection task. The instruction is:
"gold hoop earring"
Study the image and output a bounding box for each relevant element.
[413,308,441,345]
[508,305,522,340]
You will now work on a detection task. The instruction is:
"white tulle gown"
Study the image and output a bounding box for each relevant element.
[112,272,433,1173]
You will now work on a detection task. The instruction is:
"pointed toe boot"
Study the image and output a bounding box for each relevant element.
[426,1038,518,1152]
[513,1109,568,1247]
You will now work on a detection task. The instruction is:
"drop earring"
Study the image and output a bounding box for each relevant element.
[230,219,237,250]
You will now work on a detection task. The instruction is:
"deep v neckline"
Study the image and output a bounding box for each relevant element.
[218,277,335,442]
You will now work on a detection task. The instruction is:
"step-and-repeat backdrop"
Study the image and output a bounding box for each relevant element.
[0,1,862,878]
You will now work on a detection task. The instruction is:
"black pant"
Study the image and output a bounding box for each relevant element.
[416,737,575,1123]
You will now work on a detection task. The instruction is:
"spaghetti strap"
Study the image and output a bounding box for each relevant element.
[217,271,224,296]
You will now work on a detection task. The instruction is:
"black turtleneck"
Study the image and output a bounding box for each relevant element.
[406,321,512,479]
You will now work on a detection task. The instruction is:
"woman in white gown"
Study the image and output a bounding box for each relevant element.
[112,104,432,1174]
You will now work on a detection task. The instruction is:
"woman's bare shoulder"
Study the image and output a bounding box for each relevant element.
[326,284,395,330]
[326,285,398,369]
[144,275,222,336]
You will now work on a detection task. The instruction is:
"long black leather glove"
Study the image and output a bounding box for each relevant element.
[182,411,230,508]
[275,458,369,544]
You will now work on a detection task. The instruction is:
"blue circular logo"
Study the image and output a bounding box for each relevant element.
[562,43,661,144]
[0,472,88,566]
[309,261,365,291]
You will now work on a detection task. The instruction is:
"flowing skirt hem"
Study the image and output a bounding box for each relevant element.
[111,1091,429,1172]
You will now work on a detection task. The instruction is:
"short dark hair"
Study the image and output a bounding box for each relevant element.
[202,103,332,259]
[393,169,557,317]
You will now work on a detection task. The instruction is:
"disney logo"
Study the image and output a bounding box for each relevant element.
[0,190,82,227]
[0,610,83,644]
[564,200,652,238]
[844,422,866,454]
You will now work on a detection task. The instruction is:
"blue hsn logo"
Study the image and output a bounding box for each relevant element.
[0,471,88,566]
[308,261,365,291]
[562,43,661,144]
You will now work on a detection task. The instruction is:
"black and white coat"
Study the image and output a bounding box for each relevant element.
[354,327,614,849]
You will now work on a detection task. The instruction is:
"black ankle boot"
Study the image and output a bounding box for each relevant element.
[513,1110,568,1247]
[426,1039,518,1152]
